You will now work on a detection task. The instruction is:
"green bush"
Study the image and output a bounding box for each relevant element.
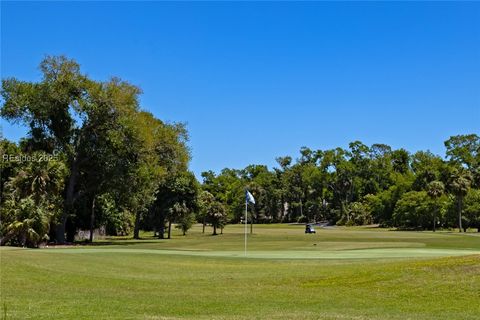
[393,191,436,229]
[1,197,51,247]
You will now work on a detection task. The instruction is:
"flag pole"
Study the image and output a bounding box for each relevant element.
[244,196,247,257]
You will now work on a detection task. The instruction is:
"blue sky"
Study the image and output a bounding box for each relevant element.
[1,1,479,178]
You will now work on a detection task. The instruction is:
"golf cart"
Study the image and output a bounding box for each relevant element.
[305,224,316,234]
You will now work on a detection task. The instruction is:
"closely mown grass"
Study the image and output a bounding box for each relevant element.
[101,224,480,252]
[1,224,479,319]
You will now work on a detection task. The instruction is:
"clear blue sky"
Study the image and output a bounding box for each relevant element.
[1,1,479,178]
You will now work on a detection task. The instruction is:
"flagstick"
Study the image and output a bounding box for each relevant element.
[244,198,247,257]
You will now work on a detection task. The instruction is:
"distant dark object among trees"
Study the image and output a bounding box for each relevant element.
[1,56,479,247]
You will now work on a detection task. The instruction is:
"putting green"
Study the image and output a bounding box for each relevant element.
[33,247,480,259]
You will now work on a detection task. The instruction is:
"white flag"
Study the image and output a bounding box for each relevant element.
[246,190,255,204]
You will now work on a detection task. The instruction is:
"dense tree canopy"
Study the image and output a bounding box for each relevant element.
[1,56,193,246]
[200,134,480,232]
[1,56,479,247]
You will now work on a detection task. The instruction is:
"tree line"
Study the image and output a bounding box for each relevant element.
[1,56,479,247]
[202,136,479,233]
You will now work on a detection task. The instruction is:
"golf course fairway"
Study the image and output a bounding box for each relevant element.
[1,224,479,319]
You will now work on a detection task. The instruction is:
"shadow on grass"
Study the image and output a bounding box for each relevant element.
[79,240,164,247]
[45,238,166,248]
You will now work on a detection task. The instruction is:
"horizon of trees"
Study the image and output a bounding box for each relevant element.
[1,56,479,248]
[201,136,479,232]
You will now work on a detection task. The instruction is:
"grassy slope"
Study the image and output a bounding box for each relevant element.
[1,225,480,319]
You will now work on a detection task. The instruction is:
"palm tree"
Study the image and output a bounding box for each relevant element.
[427,181,444,232]
[3,155,66,247]
[449,170,472,232]
[9,157,66,205]
[2,197,50,247]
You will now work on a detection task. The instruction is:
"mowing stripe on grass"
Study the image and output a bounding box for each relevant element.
[28,247,480,259]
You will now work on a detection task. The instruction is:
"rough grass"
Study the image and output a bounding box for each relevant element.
[1,224,479,319]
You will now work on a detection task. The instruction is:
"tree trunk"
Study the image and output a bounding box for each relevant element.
[432,206,436,232]
[56,159,80,243]
[344,201,350,223]
[300,199,303,217]
[66,218,76,242]
[89,197,96,242]
[213,223,217,236]
[167,221,172,239]
[133,211,141,239]
[250,217,253,234]
[458,197,463,233]
[159,223,165,239]
[202,216,206,234]
[55,215,67,244]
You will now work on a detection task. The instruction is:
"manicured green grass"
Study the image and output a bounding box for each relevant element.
[1,224,480,319]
